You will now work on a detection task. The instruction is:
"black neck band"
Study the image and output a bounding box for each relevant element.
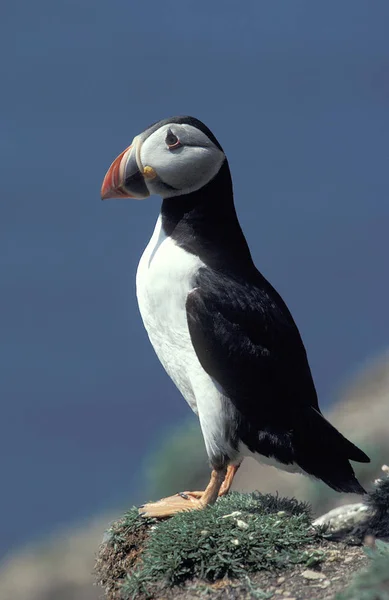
[161,161,254,273]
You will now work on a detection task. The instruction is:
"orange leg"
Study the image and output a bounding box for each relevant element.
[218,463,240,496]
[180,463,241,501]
[139,468,226,518]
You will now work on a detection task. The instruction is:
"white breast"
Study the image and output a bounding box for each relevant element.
[136,215,203,413]
[135,215,235,463]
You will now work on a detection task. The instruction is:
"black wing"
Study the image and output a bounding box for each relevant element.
[186,266,319,424]
[186,266,369,475]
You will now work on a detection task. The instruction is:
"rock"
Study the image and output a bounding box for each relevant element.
[301,569,326,580]
[313,502,371,533]
[343,556,354,564]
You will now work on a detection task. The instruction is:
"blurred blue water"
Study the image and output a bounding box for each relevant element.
[1,0,388,557]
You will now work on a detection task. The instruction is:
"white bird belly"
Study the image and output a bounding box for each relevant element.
[135,216,235,463]
[136,216,201,411]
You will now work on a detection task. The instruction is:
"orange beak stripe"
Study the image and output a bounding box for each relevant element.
[101,145,133,199]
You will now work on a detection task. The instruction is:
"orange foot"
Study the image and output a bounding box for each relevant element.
[139,465,241,518]
[139,492,205,518]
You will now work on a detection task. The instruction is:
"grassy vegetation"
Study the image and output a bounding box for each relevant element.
[97,492,322,599]
[96,472,389,599]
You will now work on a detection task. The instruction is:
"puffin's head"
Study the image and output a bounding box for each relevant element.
[101,116,226,201]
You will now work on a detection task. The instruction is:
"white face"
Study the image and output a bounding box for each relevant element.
[138,123,225,198]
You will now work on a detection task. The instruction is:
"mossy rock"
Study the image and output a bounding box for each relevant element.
[95,492,326,599]
[96,469,389,599]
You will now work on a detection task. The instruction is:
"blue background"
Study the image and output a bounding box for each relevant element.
[1,1,388,557]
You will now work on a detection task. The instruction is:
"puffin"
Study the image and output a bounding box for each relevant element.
[101,116,370,517]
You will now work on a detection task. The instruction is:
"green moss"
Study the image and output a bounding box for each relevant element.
[108,492,321,599]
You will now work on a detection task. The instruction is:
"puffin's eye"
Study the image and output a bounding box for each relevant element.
[165,129,181,149]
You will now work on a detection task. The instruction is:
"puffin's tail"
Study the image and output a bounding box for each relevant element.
[294,408,370,494]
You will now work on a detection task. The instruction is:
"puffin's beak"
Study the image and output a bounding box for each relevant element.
[101,142,150,200]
